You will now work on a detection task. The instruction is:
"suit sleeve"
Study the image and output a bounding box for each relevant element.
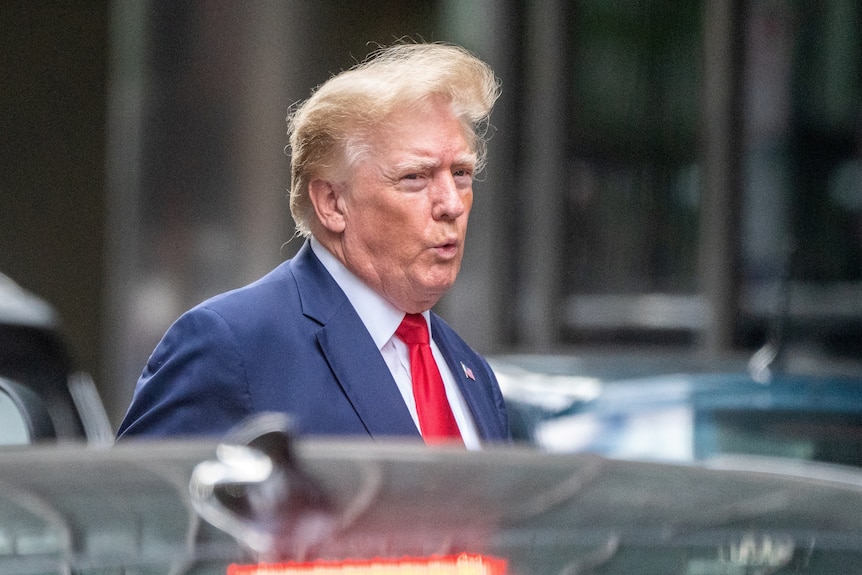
[116,306,253,439]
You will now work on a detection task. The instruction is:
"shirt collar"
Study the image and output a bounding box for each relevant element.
[310,237,429,349]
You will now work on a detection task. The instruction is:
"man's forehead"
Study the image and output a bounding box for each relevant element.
[376,127,477,167]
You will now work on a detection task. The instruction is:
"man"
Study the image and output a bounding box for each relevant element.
[117,43,510,448]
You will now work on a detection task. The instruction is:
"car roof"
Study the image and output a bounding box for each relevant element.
[490,347,862,381]
[491,349,862,413]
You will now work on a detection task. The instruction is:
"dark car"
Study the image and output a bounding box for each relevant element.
[492,348,862,468]
[0,273,111,446]
[4,415,862,575]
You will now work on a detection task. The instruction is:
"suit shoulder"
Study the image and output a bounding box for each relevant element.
[195,260,299,318]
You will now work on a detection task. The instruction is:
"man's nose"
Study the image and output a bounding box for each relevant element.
[431,173,467,221]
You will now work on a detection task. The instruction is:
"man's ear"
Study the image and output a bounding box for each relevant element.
[309,179,346,233]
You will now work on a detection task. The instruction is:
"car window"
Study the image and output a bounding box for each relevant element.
[0,376,56,445]
[0,387,30,445]
[703,409,862,467]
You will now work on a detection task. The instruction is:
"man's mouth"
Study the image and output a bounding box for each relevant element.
[433,240,460,259]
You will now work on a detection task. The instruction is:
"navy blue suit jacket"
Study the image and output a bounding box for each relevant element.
[117,241,510,442]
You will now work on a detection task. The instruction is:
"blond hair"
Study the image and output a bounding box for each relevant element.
[287,42,501,237]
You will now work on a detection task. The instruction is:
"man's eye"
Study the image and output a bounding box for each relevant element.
[400,173,427,191]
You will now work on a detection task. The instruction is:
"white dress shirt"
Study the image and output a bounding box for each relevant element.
[310,237,480,449]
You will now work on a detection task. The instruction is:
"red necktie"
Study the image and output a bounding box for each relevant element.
[396,313,463,444]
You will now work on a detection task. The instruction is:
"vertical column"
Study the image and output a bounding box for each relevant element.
[516,0,569,348]
[699,0,746,354]
[102,0,150,424]
[234,1,303,279]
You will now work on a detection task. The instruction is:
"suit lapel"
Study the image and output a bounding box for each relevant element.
[291,242,420,438]
[431,315,504,440]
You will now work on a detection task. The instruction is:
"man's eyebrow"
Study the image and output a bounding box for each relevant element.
[393,158,440,172]
[453,152,478,167]
[392,152,478,173]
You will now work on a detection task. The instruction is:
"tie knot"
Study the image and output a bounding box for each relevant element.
[396,313,430,345]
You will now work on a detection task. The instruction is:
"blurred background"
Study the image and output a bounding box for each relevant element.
[1,0,859,428]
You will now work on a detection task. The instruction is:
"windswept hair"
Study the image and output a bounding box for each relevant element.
[287,42,501,237]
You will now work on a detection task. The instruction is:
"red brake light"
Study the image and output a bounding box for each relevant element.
[228,553,507,575]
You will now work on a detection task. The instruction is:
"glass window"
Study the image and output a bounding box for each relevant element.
[0,389,29,446]
[563,0,703,343]
[567,1,702,296]
[561,0,862,356]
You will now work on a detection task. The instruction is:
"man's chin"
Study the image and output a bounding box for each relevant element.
[418,279,457,304]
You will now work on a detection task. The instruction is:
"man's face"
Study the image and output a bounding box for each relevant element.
[338,100,476,313]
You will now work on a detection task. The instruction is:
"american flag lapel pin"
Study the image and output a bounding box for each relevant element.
[461,361,476,381]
